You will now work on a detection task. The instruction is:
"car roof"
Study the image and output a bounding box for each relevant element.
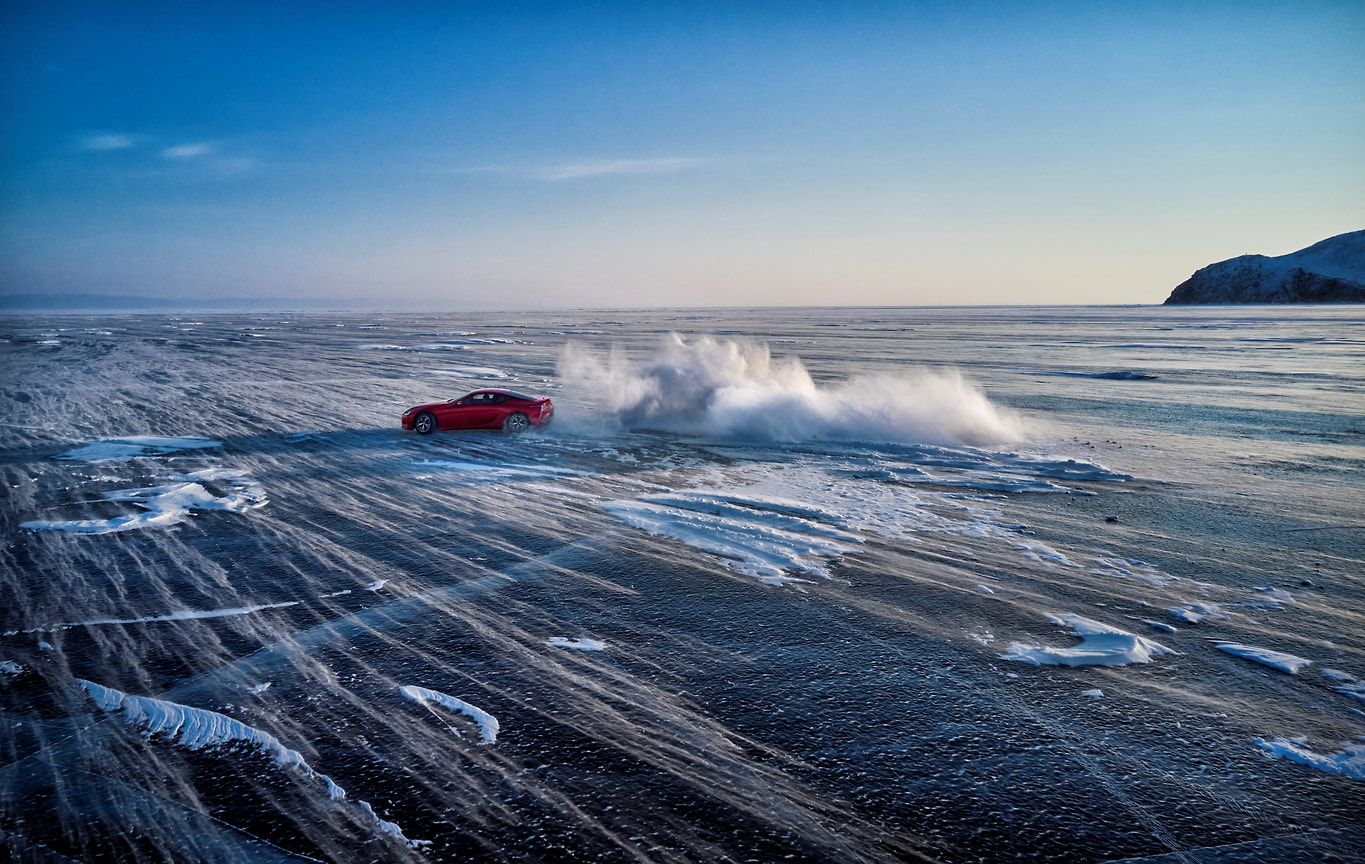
[467,388,541,398]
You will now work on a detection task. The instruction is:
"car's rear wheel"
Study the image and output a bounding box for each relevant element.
[414,412,436,434]
[503,412,530,433]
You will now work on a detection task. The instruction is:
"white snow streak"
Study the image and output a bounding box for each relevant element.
[400,684,499,744]
[77,679,419,846]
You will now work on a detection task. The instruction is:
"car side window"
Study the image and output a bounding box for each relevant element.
[490,394,508,404]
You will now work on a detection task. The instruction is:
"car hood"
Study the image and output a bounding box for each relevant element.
[406,401,448,413]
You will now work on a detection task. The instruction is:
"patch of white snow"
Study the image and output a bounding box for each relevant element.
[1001,614,1176,667]
[1215,642,1311,674]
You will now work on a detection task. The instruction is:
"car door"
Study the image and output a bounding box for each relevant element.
[482,393,511,428]
[439,393,495,429]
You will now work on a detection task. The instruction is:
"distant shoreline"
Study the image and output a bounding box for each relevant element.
[6,298,1365,316]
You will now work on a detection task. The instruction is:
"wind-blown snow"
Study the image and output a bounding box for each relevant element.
[1002,614,1176,667]
[400,684,500,744]
[21,468,266,534]
[1215,642,1311,674]
[600,447,1137,584]
[603,493,861,583]
[1321,670,1365,701]
[1089,554,1177,589]
[77,679,418,845]
[1254,737,1365,781]
[1251,587,1294,606]
[55,436,221,462]
[415,459,591,484]
[559,334,1024,446]
[1168,603,1229,624]
[424,367,509,379]
[11,601,298,634]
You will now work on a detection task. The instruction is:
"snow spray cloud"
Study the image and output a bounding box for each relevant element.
[557,334,1024,446]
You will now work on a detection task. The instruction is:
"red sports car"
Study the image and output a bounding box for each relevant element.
[402,389,554,434]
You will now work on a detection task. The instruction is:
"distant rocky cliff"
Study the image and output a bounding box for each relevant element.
[1164,230,1365,304]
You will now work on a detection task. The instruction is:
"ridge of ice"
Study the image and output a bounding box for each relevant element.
[1002,614,1177,667]
[1215,642,1311,674]
[77,679,420,845]
[400,684,499,744]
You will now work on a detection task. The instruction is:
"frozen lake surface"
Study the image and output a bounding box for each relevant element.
[2,306,1362,862]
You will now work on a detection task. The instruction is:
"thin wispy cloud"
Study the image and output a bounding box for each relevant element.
[534,157,709,181]
[82,133,134,151]
[459,156,714,182]
[162,143,214,159]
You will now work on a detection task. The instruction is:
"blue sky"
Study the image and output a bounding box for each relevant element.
[2,1,1362,308]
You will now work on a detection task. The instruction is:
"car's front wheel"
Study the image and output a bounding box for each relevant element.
[413,412,437,434]
[503,412,530,433]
